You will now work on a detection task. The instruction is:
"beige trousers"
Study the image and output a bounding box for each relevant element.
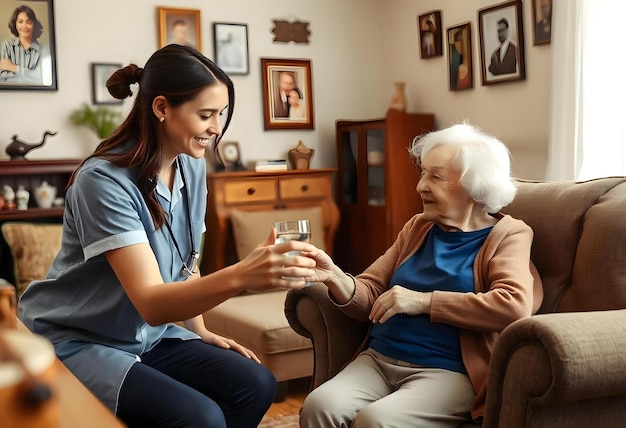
[299,348,476,428]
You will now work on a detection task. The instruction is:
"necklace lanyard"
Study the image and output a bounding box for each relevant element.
[161,158,199,278]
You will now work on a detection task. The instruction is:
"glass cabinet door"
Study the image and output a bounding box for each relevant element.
[339,129,358,204]
[366,128,385,206]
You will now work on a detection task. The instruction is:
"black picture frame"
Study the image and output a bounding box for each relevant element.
[91,63,122,105]
[213,22,249,75]
[478,0,526,85]
[0,0,58,91]
[447,22,473,91]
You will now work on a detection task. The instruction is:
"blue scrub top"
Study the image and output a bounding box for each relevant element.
[18,153,207,413]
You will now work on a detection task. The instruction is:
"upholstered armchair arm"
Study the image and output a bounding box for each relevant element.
[285,283,369,389]
[484,310,626,428]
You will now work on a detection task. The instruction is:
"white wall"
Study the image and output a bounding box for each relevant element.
[1,0,551,178]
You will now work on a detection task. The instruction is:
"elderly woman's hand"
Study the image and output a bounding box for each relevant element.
[369,285,432,324]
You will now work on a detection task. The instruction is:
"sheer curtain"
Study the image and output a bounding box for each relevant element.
[546,0,626,180]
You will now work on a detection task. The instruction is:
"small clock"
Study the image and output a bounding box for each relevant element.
[218,142,246,171]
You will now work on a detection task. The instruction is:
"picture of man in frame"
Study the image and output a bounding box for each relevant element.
[169,17,196,48]
[488,17,517,75]
[272,70,296,119]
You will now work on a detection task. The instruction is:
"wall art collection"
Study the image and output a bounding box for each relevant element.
[419,0,551,90]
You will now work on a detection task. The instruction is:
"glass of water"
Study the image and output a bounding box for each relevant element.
[275,219,311,282]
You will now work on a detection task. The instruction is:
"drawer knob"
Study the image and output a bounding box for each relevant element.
[247,187,256,195]
[300,184,309,192]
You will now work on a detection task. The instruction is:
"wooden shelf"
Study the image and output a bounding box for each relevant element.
[0,207,65,221]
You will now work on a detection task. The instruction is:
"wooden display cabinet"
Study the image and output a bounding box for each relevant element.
[0,158,81,284]
[334,110,435,273]
[202,169,339,274]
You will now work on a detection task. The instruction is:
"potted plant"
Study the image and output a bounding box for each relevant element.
[70,104,122,139]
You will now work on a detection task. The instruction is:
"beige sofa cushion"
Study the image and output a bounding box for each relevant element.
[229,206,325,259]
[204,289,311,355]
[1,223,62,296]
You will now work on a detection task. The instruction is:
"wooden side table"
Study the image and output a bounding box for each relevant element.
[16,320,125,428]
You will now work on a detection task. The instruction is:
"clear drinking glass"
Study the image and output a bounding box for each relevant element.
[275,219,311,282]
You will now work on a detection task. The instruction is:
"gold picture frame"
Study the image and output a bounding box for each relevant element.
[157,7,201,51]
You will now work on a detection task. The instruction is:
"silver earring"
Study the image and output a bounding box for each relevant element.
[159,117,165,122]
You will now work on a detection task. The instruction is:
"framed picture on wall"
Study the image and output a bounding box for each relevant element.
[447,22,473,91]
[157,7,201,51]
[91,63,122,105]
[532,0,552,45]
[261,58,314,130]
[213,22,249,75]
[417,10,443,59]
[478,0,526,85]
[0,0,58,91]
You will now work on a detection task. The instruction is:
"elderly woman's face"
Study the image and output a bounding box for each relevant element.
[416,144,472,229]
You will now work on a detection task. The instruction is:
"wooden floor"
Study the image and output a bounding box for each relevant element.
[264,377,310,418]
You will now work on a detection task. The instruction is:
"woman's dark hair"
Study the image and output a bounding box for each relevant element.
[68,44,235,228]
[8,5,44,41]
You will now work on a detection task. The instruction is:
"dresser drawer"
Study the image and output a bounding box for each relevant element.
[224,179,277,204]
[280,176,329,200]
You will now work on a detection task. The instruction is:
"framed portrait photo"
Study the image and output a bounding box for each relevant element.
[0,0,58,91]
[91,63,122,105]
[261,58,314,130]
[417,10,443,59]
[447,22,473,91]
[478,0,525,86]
[213,23,249,75]
[532,0,552,45]
[157,7,201,51]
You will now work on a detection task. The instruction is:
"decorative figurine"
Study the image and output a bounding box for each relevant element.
[15,185,29,210]
[288,140,314,170]
[5,131,58,160]
[34,181,57,209]
[2,185,16,210]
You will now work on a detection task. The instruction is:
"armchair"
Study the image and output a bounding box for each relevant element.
[285,177,626,427]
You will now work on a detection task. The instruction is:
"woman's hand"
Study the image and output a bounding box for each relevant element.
[369,285,432,324]
[233,228,317,292]
[198,330,261,363]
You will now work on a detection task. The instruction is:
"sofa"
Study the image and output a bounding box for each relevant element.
[285,176,626,427]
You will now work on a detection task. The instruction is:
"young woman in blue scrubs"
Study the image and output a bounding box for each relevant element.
[18,44,317,428]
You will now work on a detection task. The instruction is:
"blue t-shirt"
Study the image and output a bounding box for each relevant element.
[18,152,207,412]
[369,224,492,374]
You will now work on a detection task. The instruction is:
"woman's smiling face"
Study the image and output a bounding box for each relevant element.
[416,144,472,229]
[16,12,34,41]
[160,82,229,160]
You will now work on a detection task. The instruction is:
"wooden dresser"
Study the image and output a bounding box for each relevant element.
[202,169,339,274]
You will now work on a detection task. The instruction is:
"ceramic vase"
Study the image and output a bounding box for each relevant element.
[388,82,407,112]
[35,181,57,209]
[15,185,29,210]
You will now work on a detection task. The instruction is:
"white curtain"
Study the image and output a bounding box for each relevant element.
[546,0,626,180]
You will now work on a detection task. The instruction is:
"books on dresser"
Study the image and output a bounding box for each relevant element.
[254,159,288,172]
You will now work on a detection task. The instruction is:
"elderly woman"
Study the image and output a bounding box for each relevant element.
[299,123,543,427]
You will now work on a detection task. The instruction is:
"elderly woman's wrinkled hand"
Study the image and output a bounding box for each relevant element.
[369,285,431,324]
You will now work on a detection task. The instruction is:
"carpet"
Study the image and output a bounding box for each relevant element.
[258,413,299,428]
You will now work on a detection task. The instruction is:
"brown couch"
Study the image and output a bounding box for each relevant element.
[285,177,626,427]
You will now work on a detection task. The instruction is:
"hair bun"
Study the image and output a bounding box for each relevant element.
[106,64,142,100]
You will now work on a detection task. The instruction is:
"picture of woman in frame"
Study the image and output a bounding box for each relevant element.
[0,3,52,85]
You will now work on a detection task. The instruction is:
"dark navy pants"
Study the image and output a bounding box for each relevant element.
[117,338,276,428]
